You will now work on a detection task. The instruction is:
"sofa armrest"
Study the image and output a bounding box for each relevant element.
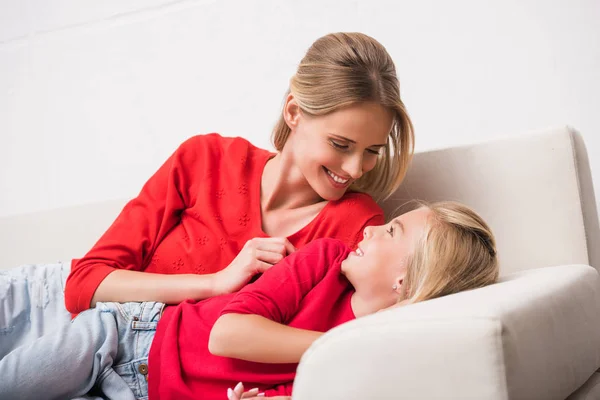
[293,265,600,400]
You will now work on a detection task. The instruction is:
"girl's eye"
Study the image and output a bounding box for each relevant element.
[387,226,394,236]
[331,141,350,151]
[366,148,382,155]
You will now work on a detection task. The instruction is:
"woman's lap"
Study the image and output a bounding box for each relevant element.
[0,262,72,359]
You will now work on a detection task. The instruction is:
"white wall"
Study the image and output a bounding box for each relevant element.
[1,0,599,217]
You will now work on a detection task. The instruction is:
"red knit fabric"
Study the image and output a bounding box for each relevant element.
[149,238,355,400]
[65,134,384,313]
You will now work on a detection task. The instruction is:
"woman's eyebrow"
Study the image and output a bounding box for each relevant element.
[329,134,386,148]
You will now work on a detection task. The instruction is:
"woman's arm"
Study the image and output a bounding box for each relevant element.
[90,270,218,307]
[65,136,204,313]
[209,313,323,363]
[90,236,295,306]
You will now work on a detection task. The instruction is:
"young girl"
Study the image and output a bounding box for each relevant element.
[0,32,414,361]
[0,201,499,400]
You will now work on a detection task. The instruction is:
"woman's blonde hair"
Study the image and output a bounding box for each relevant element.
[271,32,415,202]
[400,201,499,304]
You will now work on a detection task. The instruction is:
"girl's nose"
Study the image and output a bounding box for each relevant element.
[363,226,373,239]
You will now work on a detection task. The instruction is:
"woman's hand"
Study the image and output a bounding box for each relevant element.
[226,382,291,400]
[213,237,295,295]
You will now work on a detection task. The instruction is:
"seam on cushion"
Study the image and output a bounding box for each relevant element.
[567,129,590,263]
[493,318,510,400]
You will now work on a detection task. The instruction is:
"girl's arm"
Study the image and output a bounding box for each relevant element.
[209,239,349,363]
[209,313,323,363]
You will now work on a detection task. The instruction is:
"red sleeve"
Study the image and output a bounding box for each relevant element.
[220,239,350,324]
[64,134,220,313]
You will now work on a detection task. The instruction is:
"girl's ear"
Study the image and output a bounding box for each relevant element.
[283,93,301,129]
[393,277,404,295]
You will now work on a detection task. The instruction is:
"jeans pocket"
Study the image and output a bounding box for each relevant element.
[112,358,149,400]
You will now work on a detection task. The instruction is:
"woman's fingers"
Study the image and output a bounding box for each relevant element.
[254,260,274,274]
[255,249,285,265]
[249,237,296,256]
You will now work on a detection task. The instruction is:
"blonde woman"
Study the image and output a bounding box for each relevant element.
[0,32,414,360]
[0,201,499,400]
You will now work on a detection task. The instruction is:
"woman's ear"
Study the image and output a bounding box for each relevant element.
[283,93,301,129]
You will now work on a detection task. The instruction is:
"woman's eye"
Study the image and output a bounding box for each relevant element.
[387,226,394,236]
[366,148,380,155]
[331,141,349,151]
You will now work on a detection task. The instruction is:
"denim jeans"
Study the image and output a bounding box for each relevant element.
[0,262,72,359]
[0,300,163,400]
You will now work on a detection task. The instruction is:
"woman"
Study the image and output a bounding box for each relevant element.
[0,32,414,358]
[0,201,500,400]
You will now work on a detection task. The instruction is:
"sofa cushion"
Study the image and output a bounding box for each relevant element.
[294,264,600,400]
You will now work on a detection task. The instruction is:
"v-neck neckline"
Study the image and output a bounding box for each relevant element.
[253,150,332,240]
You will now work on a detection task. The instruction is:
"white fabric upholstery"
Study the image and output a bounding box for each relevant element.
[0,199,125,269]
[294,265,600,400]
[380,127,597,274]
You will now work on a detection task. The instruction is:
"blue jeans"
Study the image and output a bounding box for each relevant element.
[0,262,72,359]
[0,300,163,400]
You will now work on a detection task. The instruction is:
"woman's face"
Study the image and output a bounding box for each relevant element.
[341,207,431,301]
[285,98,394,201]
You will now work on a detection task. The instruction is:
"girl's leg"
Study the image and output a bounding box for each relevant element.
[0,301,163,400]
[0,262,72,359]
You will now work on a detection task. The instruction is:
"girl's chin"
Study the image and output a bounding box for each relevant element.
[340,258,356,277]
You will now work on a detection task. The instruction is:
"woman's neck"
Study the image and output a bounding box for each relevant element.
[261,152,324,212]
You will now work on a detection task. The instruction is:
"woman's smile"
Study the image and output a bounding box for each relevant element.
[323,167,351,188]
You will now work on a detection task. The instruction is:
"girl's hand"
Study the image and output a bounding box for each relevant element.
[226,382,263,399]
[226,381,292,399]
[213,237,295,295]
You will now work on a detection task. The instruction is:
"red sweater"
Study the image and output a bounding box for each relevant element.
[65,134,383,313]
[149,238,355,399]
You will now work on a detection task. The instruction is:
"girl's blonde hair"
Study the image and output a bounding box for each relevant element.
[400,201,499,304]
[271,32,415,202]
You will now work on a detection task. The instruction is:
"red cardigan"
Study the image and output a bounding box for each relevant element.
[65,134,384,313]
[149,238,355,399]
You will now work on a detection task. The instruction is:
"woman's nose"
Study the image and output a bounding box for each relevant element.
[363,226,373,238]
[343,154,363,180]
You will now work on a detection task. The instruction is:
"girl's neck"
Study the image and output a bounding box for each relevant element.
[350,291,397,318]
[261,152,324,212]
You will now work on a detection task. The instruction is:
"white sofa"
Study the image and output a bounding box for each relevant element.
[1,127,599,399]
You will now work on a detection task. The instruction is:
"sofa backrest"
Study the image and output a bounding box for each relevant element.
[380,127,599,275]
[1,127,598,274]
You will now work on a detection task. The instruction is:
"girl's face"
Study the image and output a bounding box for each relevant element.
[285,98,394,201]
[341,207,432,302]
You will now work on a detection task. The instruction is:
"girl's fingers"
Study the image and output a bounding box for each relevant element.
[241,388,260,398]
